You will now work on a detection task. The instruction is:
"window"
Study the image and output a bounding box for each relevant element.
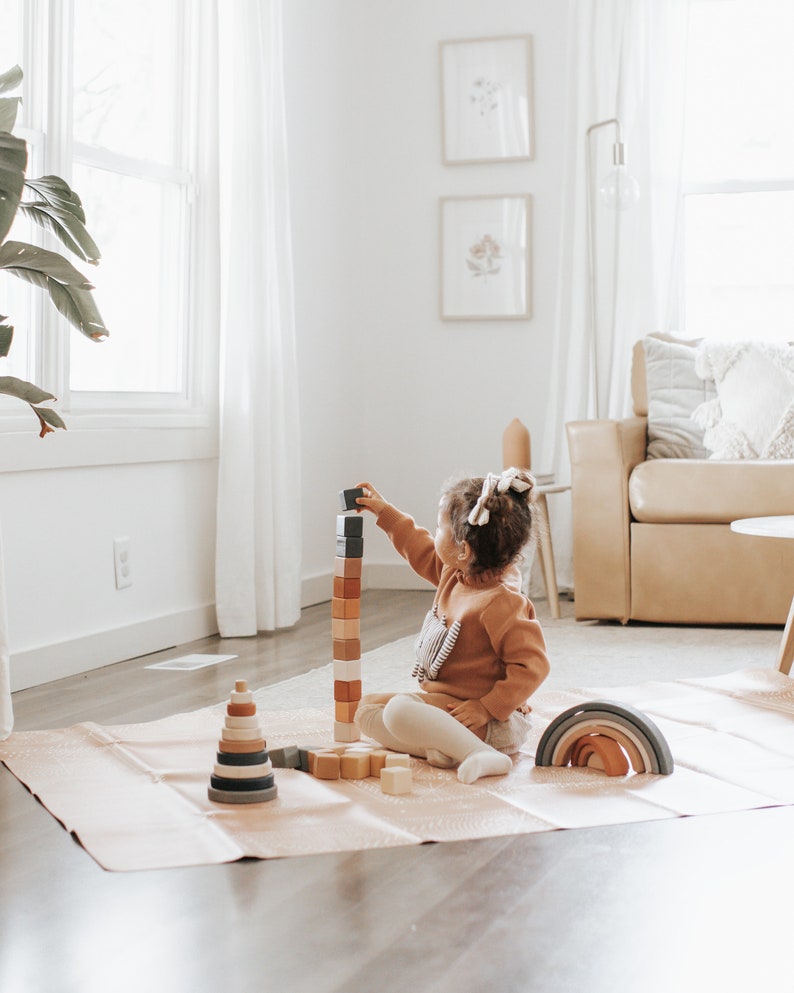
[682,0,794,341]
[0,0,215,445]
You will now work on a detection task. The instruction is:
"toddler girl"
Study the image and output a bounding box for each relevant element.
[354,468,550,784]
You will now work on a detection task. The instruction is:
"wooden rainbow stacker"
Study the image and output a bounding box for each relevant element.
[333,489,365,742]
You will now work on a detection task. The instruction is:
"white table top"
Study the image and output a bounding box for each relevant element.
[731,515,794,539]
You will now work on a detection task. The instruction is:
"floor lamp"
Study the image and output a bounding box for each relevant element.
[585,117,640,417]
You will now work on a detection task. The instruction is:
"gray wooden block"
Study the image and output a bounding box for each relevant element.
[336,515,364,537]
[339,488,365,511]
[269,745,301,769]
[207,785,278,804]
[336,536,363,558]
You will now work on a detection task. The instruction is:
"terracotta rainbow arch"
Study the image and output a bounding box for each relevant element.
[535,700,674,776]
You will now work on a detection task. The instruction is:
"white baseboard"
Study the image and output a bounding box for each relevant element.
[10,603,218,692]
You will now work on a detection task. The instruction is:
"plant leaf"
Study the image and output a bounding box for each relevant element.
[0,375,56,404]
[23,175,86,224]
[0,322,12,357]
[0,131,27,243]
[19,200,100,263]
[0,241,109,340]
[0,65,23,96]
[32,404,66,436]
[0,96,21,133]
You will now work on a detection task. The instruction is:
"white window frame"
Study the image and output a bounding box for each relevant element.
[0,0,218,469]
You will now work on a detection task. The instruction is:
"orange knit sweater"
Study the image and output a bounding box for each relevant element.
[376,505,550,721]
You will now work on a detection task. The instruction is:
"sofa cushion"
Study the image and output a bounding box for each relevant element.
[641,335,716,460]
[629,458,794,523]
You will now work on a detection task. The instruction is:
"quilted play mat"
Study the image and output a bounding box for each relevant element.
[2,664,794,871]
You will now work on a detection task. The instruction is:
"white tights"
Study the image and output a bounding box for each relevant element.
[355,693,513,785]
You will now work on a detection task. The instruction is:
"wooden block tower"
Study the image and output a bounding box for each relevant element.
[208,680,279,804]
[334,489,364,742]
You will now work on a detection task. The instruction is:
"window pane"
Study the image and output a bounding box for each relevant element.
[72,0,182,163]
[684,191,794,340]
[684,1,794,183]
[0,1,22,75]
[69,165,186,393]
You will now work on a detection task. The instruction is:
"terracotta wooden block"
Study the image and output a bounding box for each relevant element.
[333,556,363,579]
[331,597,360,619]
[332,618,360,640]
[333,576,362,598]
[385,752,411,768]
[334,679,362,702]
[334,721,361,742]
[369,750,390,776]
[340,752,371,779]
[218,737,266,754]
[380,765,412,795]
[336,514,364,537]
[333,659,362,681]
[333,638,361,661]
[313,752,341,780]
[227,702,257,717]
[335,700,359,722]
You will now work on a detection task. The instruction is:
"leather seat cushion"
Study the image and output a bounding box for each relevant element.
[629,458,794,523]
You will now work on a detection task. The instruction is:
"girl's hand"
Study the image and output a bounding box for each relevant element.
[354,481,390,517]
[447,699,491,732]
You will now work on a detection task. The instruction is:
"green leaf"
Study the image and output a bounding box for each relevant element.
[19,200,100,263]
[0,375,56,404]
[32,404,66,434]
[0,240,109,341]
[0,131,27,243]
[0,96,21,133]
[0,322,12,358]
[0,65,22,96]
[23,175,86,224]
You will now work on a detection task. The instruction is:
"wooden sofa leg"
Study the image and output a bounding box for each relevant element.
[776,595,794,675]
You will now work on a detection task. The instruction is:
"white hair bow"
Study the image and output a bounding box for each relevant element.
[467,467,532,526]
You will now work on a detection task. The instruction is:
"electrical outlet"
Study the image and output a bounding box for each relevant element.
[113,537,132,590]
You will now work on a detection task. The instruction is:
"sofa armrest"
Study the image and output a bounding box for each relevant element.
[565,417,647,622]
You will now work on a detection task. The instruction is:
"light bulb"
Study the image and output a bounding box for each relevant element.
[598,163,640,211]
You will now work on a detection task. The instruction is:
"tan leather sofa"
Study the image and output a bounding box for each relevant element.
[566,338,794,624]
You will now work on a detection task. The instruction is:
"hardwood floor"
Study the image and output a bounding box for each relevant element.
[1,590,793,993]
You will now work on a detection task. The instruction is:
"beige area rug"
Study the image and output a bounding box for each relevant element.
[2,637,794,872]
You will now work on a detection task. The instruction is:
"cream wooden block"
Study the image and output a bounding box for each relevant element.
[221,727,264,741]
[380,766,412,795]
[333,659,362,681]
[230,689,254,705]
[384,753,411,768]
[334,721,361,743]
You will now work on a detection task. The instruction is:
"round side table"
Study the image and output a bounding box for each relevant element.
[730,515,794,675]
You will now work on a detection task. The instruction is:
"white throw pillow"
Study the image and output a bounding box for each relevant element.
[643,336,715,459]
[692,341,794,459]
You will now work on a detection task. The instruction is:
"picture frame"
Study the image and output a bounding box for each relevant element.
[439,194,532,321]
[439,35,534,165]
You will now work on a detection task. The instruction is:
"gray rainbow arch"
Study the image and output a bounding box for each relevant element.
[535,700,674,775]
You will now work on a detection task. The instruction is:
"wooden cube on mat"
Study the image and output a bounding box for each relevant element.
[380,766,412,795]
[385,753,411,768]
[369,750,389,776]
[334,678,362,702]
[332,618,361,641]
[335,700,359,723]
[336,515,364,537]
[334,721,361,742]
[340,752,371,779]
[269,745,301,769]
[333,576,361,599]
[334,556,363,579]
[313,752,341,780]
[333,638,361,661]
[332,597,360,619]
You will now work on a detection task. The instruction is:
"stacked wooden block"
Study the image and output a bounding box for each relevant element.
[207,680,278,804]
[334,488,365,743]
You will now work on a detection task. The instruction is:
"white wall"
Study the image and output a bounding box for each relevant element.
[284,0,573,599]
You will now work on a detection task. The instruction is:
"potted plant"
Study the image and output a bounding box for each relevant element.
[0,64,108,437]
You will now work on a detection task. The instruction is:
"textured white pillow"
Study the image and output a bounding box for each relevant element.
[643,336,716,459]
[692,341,794,460]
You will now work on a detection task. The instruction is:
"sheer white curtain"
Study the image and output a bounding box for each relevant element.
[0,525,12,739]
[538,0,691,591]
[214,0,302,636]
